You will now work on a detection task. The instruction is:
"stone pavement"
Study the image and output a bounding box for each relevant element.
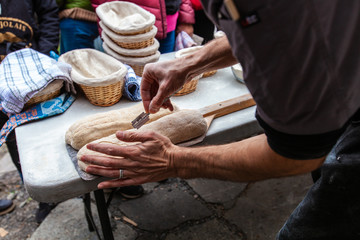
[1,145,314,240]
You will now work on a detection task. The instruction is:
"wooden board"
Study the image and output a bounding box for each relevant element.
[198,93,255,118]
[178,93,255,147]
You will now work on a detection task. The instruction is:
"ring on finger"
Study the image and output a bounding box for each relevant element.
[119,169,124,179]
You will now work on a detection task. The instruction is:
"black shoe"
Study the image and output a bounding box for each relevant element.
[0,199,15,216]
[35,202,57,224]
[118,185,144,199]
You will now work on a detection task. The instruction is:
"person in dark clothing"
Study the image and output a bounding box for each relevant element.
[80,1,360,239]
[0,0,60,222]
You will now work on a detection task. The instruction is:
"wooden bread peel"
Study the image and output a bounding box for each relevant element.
[178,93,255,146]
[199,93,255,118]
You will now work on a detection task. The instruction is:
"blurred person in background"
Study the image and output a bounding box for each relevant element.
[0,0,59,222]
[91,0,195,53]
[188,0,214,44]
[57,0,99,54]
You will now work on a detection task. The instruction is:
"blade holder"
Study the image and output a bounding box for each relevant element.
[131,112,150,129]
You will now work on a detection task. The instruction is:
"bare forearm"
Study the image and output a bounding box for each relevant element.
[182,36,238,79]
[171,134,325,182]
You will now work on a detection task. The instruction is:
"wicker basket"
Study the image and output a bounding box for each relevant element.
[173,73,203,96]
[58,48,128,107]
[202,70,217,78]
[96,2,155,35]
[103,42,160,76]
[101,30,159,57]
[173,79,199,96]
[25,80,63,108]
[80,80,124,106]
[116,38,154,49]
[130,64,145,77]
[113,26,152,36]
[100,21,157,50]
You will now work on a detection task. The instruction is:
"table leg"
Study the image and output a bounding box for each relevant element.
[83,193,95,232]
[94,189,115,240]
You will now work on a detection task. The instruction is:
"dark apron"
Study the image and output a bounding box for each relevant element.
[277,110,360,240]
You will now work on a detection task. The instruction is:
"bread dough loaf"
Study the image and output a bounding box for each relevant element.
[66,103,177,150]
[77,109,207,171]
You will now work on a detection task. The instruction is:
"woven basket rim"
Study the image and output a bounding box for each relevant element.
[103,42,160,66]
[100,21,157,42]
[102,31,159,56]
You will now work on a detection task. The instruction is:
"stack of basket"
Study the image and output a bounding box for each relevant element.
[96,1,160,76]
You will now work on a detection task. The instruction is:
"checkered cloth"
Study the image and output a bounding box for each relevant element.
[123,64,142,101]
[0,48,74,114]
[175,31,197,51]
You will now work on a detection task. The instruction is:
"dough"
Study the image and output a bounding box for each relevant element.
[66,102,177,150]
[77,109,207,171]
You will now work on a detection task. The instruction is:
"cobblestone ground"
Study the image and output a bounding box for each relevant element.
[0,170,39,240]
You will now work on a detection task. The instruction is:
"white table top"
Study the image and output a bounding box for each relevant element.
[16,52,262,203]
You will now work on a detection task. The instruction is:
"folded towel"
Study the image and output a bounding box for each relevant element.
[175,31,197,51]
[0,48,74,114]
[122,64,142,101]
[0,93,76,147]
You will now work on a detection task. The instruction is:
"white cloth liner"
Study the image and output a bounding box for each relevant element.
[96,1,155,34]
[100,21,157,43]
[58,48,127,87]
[103,42,160,66]
[101,30,160,57]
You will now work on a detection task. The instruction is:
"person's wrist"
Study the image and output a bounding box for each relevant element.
[169,146,195,179]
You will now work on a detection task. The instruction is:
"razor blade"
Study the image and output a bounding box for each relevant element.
[131,112,150,129]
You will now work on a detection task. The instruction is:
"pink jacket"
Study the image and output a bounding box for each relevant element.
[91,0,194,40]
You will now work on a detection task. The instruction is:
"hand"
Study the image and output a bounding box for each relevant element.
[80,131,180,189]
[176,23,194,36]
[141,59,189,113]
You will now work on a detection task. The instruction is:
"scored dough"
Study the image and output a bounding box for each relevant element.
[77,109,207,171]
[66,103,177,150]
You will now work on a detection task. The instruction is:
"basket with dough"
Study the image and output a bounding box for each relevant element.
[103,42,160,76]
[101,29,160,57]
[25,79,64,108]
[96,1,155,36]
[59,48,127,106]
[100,21,157,50]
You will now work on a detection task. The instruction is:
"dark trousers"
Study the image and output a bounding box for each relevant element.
[194,9,215,44]
[277,111,360,239]
[0,112,22,179]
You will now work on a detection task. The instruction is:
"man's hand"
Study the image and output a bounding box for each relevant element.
[141,36,237,114]
[141,59,190,113]
[80,131,180,189]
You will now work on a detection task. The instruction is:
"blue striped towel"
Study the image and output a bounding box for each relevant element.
[123,64,142,101]
[0,48,74,114]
